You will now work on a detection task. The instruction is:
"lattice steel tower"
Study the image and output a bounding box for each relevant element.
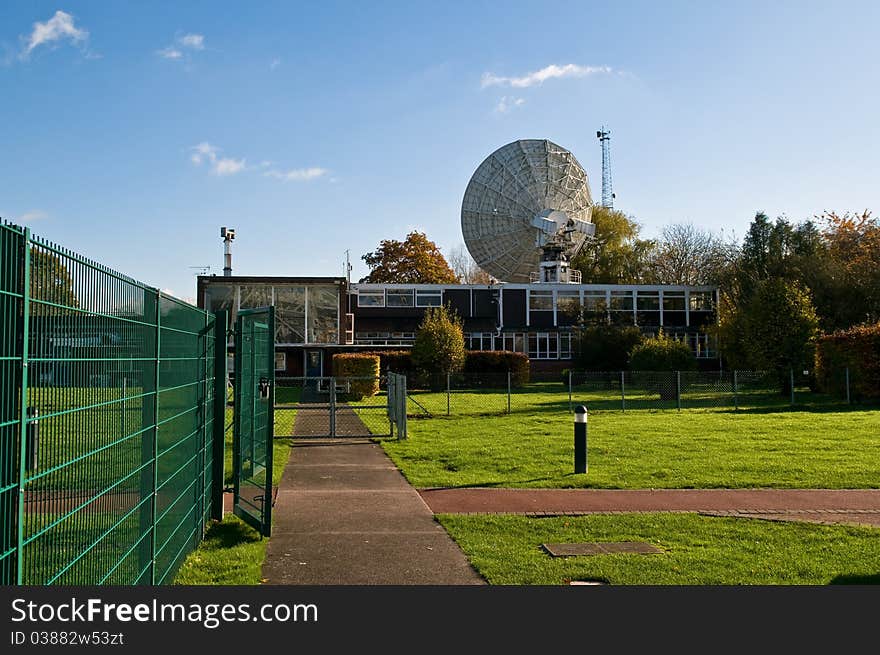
[596,126,614,209]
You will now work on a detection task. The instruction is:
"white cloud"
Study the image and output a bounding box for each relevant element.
[495,96,525,113]
[264,167,328,182]
[22,10,88,58]
[157,33,206,61]
[214,157,246,176]
[481,64,612,88]
[179,34,204,50]
[17,210,48,223]
[190,142,246,176]
[157,47,183,60]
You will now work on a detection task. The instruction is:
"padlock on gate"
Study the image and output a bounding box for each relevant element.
[258,377,271,401]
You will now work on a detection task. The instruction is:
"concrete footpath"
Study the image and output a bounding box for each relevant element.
[261,439,484,584]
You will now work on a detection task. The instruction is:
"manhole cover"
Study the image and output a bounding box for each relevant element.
[542,542,662,557]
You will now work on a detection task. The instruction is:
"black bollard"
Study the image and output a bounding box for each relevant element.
[574,405,587,474]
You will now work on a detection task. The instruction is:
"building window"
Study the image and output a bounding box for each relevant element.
[556,290,580,317]
[529,291,553,311]
[275,352,287,371]
[583,291,607,311]
[416,289,442,307]
[465,332,495,351]
[358,291,385,307]
[663,292,686,311]
[636,291,660,311]
[559,333,572,359]
[528,333,558,359]
[386,289,415,307]
[610,290,634,311]
[501,333,526,353]
[690,291,715,311]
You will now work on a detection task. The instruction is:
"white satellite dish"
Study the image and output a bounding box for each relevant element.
[461,139,595,283]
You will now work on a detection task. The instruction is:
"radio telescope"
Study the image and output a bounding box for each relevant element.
[461,139,595,283]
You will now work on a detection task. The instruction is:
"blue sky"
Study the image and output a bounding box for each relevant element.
[2,1,878,301]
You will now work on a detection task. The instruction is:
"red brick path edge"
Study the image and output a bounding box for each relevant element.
[417,488,880,527]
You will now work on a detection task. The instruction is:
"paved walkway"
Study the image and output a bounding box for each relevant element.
[419,488,880,528]
[261,439,484,584]
[290,404,376,437]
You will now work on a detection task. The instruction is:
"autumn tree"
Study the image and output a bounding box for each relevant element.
[570,206,655,284]
[448,244,493,284]
[818,210,880,328]
[360,231,458,284]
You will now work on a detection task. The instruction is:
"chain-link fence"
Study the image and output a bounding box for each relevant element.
[394,368,866,418]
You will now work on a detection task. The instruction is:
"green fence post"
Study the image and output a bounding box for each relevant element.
[329,375,336,437]
[620,370,626,412]
[150,289,161,585]
[212,311,228,521]
[15,227,32,585]
[507,370,511,415]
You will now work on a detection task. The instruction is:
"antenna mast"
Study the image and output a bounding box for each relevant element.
[596,127,614,209]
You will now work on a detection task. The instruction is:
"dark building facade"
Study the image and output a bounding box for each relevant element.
[198,275,719,376]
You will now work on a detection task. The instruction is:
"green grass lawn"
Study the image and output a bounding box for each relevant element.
[438,513,880,585]
[379,404,880,489]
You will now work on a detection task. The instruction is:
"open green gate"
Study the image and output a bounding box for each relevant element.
[232,307,275,537]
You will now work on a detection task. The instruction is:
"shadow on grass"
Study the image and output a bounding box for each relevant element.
[201,517,262,550]
[829,573,880,585]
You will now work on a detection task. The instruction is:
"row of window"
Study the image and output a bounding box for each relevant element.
[465,331,716,359]
[466,332,574,360]
[357,289,442,308]
[529,290,715,313]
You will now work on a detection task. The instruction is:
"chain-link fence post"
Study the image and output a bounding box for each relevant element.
[676,371,681,411]
[329,376,337,437]
[620,370,626,412]
[845,367,851,405]
[790,368,795,407]
[733,370,739,411]
[507,370,511,415]
[446,371,451,416]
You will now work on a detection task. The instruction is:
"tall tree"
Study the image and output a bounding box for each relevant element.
[570,206,655,284]
[649,223,737,286]
[30,247,78,314]
[447,244,493,284]
[360,231,458,284]
[818,210,880,328]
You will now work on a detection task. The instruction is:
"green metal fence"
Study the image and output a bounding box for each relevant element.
[1,222,224,585]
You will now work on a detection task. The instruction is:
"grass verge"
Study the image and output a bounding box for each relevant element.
[381,407,880,489]
[174,436,292,585]
[437,513,880,585]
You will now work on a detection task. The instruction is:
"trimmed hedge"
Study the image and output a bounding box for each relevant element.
[463,351,530,387]
[331,353,380,400]
[815,322,880,401]
[629,331,697,372]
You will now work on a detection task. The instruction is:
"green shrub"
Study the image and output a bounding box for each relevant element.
[629,331,697,372]
[573,325,644,370]
[412,305,466,388]
[463,351,530,387]
[331,353,380,400]
[815,322,880,401]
